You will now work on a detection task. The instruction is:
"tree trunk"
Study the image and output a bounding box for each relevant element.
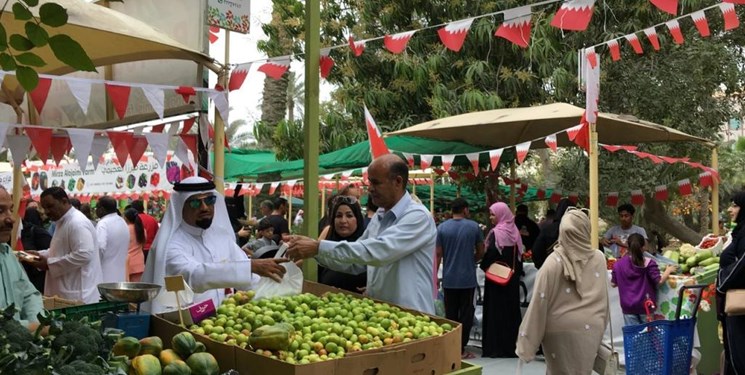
[261,75,289,126]
[697,191,711,234]
[642,195,704,245]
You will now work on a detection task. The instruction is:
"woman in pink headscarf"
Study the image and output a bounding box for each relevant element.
[479,202,524,358]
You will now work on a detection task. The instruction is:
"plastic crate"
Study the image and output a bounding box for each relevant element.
[448,361,482,374]
[48,301,131,321]
[623,318,696,375]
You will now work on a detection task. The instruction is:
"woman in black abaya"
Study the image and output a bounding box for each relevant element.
[718,191,745,374]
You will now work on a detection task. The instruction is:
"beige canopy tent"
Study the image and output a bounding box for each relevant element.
[389,102,719,248]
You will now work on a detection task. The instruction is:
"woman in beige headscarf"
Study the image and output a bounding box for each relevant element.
[516,208,608,374]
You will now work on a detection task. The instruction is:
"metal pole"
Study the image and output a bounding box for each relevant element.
[589,122,600,250]
[712,147,719,235]
[321,186,326,218]
[430,172,435,214]
[213,32,230,194]
[288,187,293,232]
[509,160,517,212]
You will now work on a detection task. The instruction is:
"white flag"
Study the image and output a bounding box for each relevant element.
[199,113,210,148]
[65,79,92,115]
[145,132,170,167]
[66,128,95,171]
[209,91,230,124]
[90,135,110,170]
[142,86,165,119]
[6,134,31,168]
[175,136,191,165]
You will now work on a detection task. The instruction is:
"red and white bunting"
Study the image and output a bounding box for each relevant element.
[365,106,390,159]
[699,171,714,188]
[606,192,619,206]
[545,134,558,152]
[585,47,598,69]
[489,149,503,170]
[437,18,475,52]
[107,131,134,167]
[631,190,645,206]
[625,34,643,54]
[725,0,745,3]
[129,136,149,168]
[495,6,532,48]
[536,189,546,200]
[144,132,169,167]
[175,86,196,103]
[348,36,366,57]
[644,27,661,51]
[602,144,623,152]
[7,135,31,168]
[209,91,230,124]
[209,26,219,44]
[420,154,434,169]
[550,0,596,31]
[320,48,334,79]
[199,113,211,147]
[466,152,480,175]
[65,79,92,115]
[691,10,710,37]
[258,57,291,80]
[181,117,196,134]
[384,30,417,54]
[229,62,252,91]
[678,178,692,195]
[90,136,110,170]
[174,135,191,166]
[268,182,280,195]
[607,39,621,61]
[25,127,52,164]
[50,136,71,166]
[440,154,455,172]
[720,3,739,31]
[142,87,165,120]
[666,20,685,45]
[568,192,579,204]
[401,152,415,167]
[650,0,678,15]
[566,124,584,141]
[29,78,53,116]
[550,189,562,204]
[104,83,131,119]
[515,141,531,164]
[654,185,669,201]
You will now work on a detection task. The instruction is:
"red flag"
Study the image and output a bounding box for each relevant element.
[678,179,692,195]
[229,63,252,91]
[654,185,669,201]
[606,192,619,207]
[268,182,280,195]
[607,39,621,61]
[568,192,579,205]
[495,6,532,48]
[348,36,366,57]
[536,189,546,200]
[258,57,291,80]
[320,48,334,79]
[550,190,562,204]
[437,18,475,52]
[182,117,196,134]
[384,30,416,54]
[25,127,53,164]
[569,120,590,151]
[720,3,739,31]
[179,134,198,163]
[585,47,597,68]
[666,20,684,44]
[625,34,643,54]
[440,155,455,172]
[50,136,71,166]
[515,141,531,164]
[129,136,149,168]
[208,26,219,44]
[691,10,710,37]
[466,153,481,175]
[545,134,558,152]
[699,171,714,188]
[152,124,166,133]
[364,106,390,159]
[650,0,678,15]
[631,190,644,206]
[644,28,660,51]
[175,86,196,103]
[489,149,503,171]
[551,0,596,31]
[104,84,131,119]
[402,152,415,167]
[602,144,623,152]
[29,78,53,116]
[107,131,134,167]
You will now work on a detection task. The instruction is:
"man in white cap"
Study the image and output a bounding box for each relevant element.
[142,177,287,313]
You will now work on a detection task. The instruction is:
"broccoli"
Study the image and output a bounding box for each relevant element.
[0,316,34,353]
[51,320,105,362]
[56,359,106,375]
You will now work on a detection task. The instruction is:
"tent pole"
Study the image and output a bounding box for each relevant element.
[509,160,516,212]
[711,147,719,235]
[302,0,320,281]
[321,187,326,218]
[9,95,23,250]
[247,193,253,219]
[412,179,416,196]
[430,172,435,214]
[589,122,599,250]
[288,187,293,231]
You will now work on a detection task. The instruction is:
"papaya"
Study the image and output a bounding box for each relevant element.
[130,354,162,375]
[185,352,219,375]
[139,336,164,357]
[249,323,294,351]
[163,360,192,375]
[113,336,142,359]
[172,331,198,359]
[194,341,206,353]
[159,349,183,367]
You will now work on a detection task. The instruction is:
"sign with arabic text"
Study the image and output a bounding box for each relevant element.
[207,0,251,34]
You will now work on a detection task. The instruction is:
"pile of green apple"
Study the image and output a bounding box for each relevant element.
[189,290,454,364]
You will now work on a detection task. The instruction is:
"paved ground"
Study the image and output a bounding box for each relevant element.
[462,346,547,374]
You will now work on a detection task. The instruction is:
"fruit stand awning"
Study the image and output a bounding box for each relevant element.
[388,102,715,149]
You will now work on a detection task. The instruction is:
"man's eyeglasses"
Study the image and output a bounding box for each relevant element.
[186,195,217,209]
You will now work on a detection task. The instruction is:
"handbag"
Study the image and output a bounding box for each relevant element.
[485,245,517,286]
[725,289,745,316]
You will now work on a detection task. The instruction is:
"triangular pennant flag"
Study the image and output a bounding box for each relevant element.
[384,30,417,54]
[420,154,433,170]
[174,136,190,166]
[440,155,455,172]
[29,78,53,116]
[720,3,739,31]
[182,117,196,134]
[654,185,669,201]
[566,124,584,141]
[0,123,9,151]
[644,27,660,51]
[495,6,532,48]
[152,124,166,133]
[602,144,622,152]
[544,134,558,152]
[104,84,131,119]
[402,152,415,167]
[520,183,529,193]
[631,190,645,206]
[364,106,390,159]
[660,156,680,164]
[699,171,714,188]
[209,91,230,124]
[515,141,531,164]
[606,192,619,207]
[625,34,643,54]
[550,189,562,204]
[607,39,621,61]
[107,131,134,167]
[568,192,579,204]
[209,26,219,44]
[180,134,198,164]
[466,152,480,175]
[175,86,196,103]
[65,79,92,115]
[489,149,503,170]
[571,120,590,151]
[650,0,678,15]
[142,86,165,119]
[90,135,109,170]
[25,127,53,164]
[269,182,280,195]
[437,18,475,52]
[348,36,366,57]
[678,179,692,195]
[129,136,149,168]
[621,145,639,152]
[585,47,598,69]
[691,10,710,37]
[50,135,71,166]
[584,53,600,124]
[536,189,546,200]
[320,48,334,79]
[666,20,684,44]
[551,0,596,31]
[229,62,252,91]
[258,56,291,80]
[144,132,169,167]
[7,135,31,168]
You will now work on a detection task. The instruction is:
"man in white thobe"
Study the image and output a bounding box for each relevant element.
[141,177,288,314]
[27,187,103,303]
[95,196,130,283]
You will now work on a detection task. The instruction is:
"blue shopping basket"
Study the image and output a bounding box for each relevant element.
[622,284,706,375]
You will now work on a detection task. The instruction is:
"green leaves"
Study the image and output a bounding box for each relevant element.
[25,22,49,47]
[39,3,68,27]
[0,24,6,52]
[0,53,17,71]
[12,3,33,20]
[9,34,33,51]
[22,0,40,6]
[49,35,96,72]
[16,52,45,67]
[16,66,39,92]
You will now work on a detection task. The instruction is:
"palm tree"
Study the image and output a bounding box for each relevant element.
[225,116,256,149]
[286,72,305,123]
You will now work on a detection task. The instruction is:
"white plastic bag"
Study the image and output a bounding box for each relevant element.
[253,244,303,300]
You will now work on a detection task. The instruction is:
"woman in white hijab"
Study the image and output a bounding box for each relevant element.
[516,207,608,374]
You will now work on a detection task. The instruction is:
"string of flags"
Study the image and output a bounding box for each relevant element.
[228,0,598,90]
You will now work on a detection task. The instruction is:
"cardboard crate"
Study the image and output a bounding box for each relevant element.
[448,361,482,375]
[42,296,83,310]
[150,281,462,375]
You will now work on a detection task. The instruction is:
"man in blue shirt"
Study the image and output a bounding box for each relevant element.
[436,198,484,359]
[287,154,437,314]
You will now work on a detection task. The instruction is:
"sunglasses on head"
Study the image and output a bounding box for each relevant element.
[333,195,358,205]
[186,195,217,209]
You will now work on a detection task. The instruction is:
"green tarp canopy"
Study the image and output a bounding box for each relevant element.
[415,184,555,211]
[225,136,515,181]
[223,149,278,181]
